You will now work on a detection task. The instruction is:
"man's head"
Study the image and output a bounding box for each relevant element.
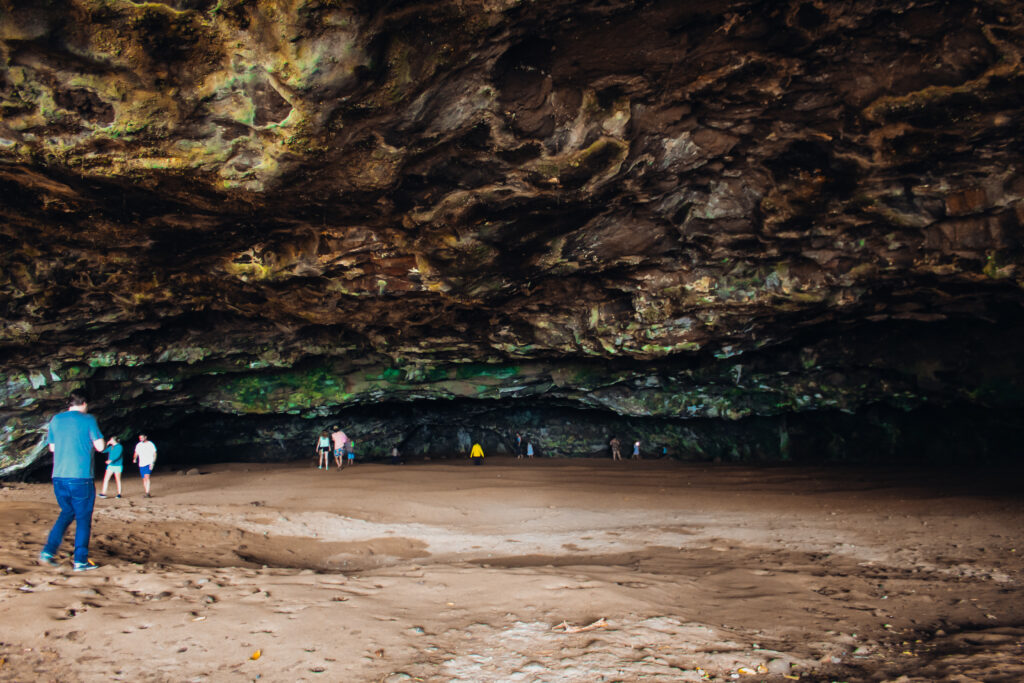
[68,390,88,409]
[138,434,148,442]
[109,436,119,445]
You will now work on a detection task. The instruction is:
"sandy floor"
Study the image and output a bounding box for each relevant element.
[1,458,1022,682]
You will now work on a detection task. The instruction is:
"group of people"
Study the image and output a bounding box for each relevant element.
[513,432,535,459]
[477,436,652,463]
[315,425,356,469]
[39,391,158,572]
[609,437,642,461]
[312,428,544,467]
[315,426,407,467]
[97,433,157,498]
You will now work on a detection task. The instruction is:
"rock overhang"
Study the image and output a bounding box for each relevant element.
[1,0,1023,473]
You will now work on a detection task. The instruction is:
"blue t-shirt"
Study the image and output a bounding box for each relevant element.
[47,411,103,479]
[104,443,123,467]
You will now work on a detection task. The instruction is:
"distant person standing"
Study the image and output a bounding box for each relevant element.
[331,425,348,469]
[99,436,124,499]
[470,442,485,465]
[346,440,356,467]
[391,446,402,465]
[515,432,523,459]
[39,390,105,572]
[526,442,535,459]
[632,440,641,460]
[133,434,157,498]
[609,436,622,461]
[315,430,331,470]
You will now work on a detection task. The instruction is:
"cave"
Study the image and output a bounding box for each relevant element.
[2,0,1022,478]
[3,2,1024,680]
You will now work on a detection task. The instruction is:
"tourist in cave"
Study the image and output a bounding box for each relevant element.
[632,441,641,460]
[609,436,622,461]
[98,436,124,499]
[470,442,485,465]
[315,430,331,470]
[526,441,535,458]
[346,440,356,467]
[390,445,402,465]
[133,434,157,498]
[330,425,348,468]
[514,432,523,459]
[39,390,105,572]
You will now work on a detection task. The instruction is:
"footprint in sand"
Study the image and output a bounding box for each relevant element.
[55,599,102,620]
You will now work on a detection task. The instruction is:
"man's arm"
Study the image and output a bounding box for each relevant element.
[89,418,105,452]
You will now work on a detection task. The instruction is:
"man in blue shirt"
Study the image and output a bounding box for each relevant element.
[39,390,105,572]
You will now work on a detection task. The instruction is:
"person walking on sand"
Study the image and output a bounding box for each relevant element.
[133,434,157,498]
[39,390,105,572]
[99,436,124,499]
[330,425,348,469]
[632,440,641,460]
[609,436,622,461]
[470,442,485,465]
[315,430,331,470]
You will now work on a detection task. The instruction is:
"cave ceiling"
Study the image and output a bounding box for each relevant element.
[1,0,1023,471]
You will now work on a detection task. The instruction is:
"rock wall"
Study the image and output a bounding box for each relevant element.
[1,0,1023,473]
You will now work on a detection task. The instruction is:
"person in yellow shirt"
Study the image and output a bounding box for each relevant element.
[470,442,484,465]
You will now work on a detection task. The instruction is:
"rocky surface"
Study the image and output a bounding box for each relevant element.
[2,0,1023,473]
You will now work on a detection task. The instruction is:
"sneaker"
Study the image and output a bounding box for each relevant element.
[144,492,151,498]
[98,493,107,498]
[116,494,122,499]
[38,551,59,567]
[73,559,100,572]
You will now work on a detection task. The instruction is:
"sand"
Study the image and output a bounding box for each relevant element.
[0,458,1022,682]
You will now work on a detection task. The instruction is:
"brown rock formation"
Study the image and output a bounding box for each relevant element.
[1,0,1023,472]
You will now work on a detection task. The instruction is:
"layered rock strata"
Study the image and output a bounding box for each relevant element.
[1,0,1023,472]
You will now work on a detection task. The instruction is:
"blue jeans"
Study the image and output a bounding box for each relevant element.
[43,478,95,564]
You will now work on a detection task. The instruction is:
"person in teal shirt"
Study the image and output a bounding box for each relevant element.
[99,436,124,499]
[40,390,105,572]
